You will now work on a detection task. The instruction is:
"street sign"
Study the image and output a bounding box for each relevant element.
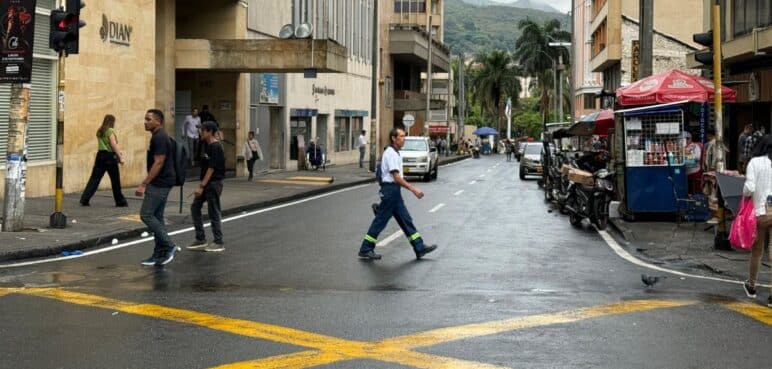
[402,113,415,128]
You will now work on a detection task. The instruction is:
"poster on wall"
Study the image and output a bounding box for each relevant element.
[259,73,279,104]
[0,0,36,83]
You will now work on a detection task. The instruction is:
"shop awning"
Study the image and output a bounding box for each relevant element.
[576,109,614,137]
[615,100,689,117]
[616,70,736,106]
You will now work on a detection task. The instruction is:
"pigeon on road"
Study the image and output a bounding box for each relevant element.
[641,274,667,288]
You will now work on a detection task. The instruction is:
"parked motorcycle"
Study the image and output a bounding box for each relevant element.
[543,152,571,213]
[565,169,616,230]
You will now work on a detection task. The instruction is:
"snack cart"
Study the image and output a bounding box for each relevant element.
[619,102,688,213]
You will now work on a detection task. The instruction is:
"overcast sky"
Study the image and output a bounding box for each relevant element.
[495,0,572,13]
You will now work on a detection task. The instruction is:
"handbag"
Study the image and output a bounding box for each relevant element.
[729,196,757,250]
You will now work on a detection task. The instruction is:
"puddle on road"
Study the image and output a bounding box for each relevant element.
[0,271,86,288]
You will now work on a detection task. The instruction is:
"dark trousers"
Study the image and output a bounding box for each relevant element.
[191,181,223,244]
[140,185,173,255]
[360,184,426,253]
[247,151,258,179]
[80,151,127,205]
[359,146,366,168]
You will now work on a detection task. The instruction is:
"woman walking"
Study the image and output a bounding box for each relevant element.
[80,114,128,207]
[742,135,772,307]
[243,131,263,181]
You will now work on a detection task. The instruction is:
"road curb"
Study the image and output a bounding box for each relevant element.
[1,156,469,263]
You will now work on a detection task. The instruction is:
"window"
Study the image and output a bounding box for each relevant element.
[290,118,309,160]
[583,94,596,109]
[334,117,351,152]
[733,0,772,37]
[394,1,425,12]
[351,117,363,150]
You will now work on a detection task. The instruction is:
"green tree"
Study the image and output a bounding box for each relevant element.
[470,50,521,134]
[514,18,570,126]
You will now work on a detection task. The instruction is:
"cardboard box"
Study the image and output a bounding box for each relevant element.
[568,168,594,186]
[561,164,572,176]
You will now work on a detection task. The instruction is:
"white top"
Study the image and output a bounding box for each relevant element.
[358,134,367,148]
[380,146,402,183]
[743,156,772,216]
[184,115,201,138]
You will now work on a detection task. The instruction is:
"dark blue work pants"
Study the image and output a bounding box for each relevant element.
[360,183,426,253]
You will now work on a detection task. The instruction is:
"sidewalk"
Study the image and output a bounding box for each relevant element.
[609,219,770,282]
[0,155,469,262]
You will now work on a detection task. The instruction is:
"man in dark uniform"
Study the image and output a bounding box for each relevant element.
[187,121,226,252]
[358,127,438,260]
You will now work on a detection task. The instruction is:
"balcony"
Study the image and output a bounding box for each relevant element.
[175,39,348,73]
[393,90,446,112]
[389,25,450,73]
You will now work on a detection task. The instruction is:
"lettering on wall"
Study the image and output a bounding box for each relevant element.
[99,14,133,46]
[312,84,335,96]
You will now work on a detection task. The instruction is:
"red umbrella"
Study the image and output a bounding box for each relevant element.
[616,69,736,106]
[594,109,614,136]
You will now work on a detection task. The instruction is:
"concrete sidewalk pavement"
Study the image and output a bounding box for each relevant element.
[0,155,469,262]
[609,219,770,283]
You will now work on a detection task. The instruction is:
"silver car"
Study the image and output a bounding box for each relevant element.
[401,136,439,181]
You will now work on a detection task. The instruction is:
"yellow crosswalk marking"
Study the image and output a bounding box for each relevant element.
[257,179,329,186]
[288,176,334,183]
[6,287,768,369]
[720,301,772,325]
[118,214,142,222]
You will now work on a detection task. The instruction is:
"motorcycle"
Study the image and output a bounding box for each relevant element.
[565,169,615,230]
[543,152,571,213]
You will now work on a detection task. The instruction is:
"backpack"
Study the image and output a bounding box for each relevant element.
[375,160,383,185]
[168,137,189,186]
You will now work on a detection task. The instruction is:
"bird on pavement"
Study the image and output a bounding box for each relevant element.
[641,274,667,288]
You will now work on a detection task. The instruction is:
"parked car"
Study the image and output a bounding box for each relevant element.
[519,142,543,180]
[515,141,528,161]
[402,136,439,181]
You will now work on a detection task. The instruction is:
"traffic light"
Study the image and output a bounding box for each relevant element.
[693,30,714,66]
[49,1,86,54]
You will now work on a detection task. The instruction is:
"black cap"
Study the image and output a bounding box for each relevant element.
[201,121,218,132]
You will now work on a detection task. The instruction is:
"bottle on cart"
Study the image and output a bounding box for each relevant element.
[667,151,674,165]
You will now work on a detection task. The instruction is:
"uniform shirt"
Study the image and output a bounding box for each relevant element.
[743,156,772,216]
[184,115,201,138]
[358,134,367,148]
[200,140,226,181]
[146,129,176,188]
[380,146,402,183]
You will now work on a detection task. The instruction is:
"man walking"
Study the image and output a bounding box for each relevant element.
[358,127,438,260]
[137,109,178,266]
[183,108,201,165]
[738,124,752,173]
[187,122,226,252]
[358,130,367,168]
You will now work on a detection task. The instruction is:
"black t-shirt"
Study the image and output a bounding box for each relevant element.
[200,140,226,181]
[146,129,176,188]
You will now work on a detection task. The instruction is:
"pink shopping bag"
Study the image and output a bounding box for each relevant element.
[729,197,757,250]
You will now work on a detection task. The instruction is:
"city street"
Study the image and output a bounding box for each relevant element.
[0,156,770,369]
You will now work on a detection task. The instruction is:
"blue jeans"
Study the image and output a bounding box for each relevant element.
[140,184,174,255]
[360,184,426,253]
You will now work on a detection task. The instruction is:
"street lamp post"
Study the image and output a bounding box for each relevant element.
[548,41,571,124]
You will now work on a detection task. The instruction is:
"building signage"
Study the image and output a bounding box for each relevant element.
[0,0,36,83]
[100,14,132,46]
[631,40,640,83]
[259,73,279,104]
[312,84,335,96]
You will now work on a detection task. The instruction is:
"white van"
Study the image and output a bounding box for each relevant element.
[401,136,439,181]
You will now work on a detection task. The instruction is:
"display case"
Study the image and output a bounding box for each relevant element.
[622,108,688,213]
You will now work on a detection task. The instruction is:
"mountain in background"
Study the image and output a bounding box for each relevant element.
[460,0,561,14]
[445,0,569,55]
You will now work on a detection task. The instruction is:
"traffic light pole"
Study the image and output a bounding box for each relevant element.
[710,1,728,247]
[2,84,31,232]
[50,52,67,228]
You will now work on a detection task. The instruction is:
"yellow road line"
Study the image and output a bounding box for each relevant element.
[0,288,20,298]
[288,176,334,183]
[19,288,356,349]
[381,299,698,349]
[211,351,345,369]
[257,180,329,187]
[720,301,772,325]
[371,350,512,369]
[118,214,143,223]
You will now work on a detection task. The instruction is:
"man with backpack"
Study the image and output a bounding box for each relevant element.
[137,109,179,266]
[186,121,226,252]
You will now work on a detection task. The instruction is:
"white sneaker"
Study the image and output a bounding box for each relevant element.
[186,240,209,250]
[204,243,225,252]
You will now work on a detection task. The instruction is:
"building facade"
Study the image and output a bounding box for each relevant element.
[0,0,348,199]
[573,0,603,120]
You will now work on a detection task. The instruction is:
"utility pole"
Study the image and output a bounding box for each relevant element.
[710,0,728,247]
[445,66,451,154]
[569,0,575,126]
[424,15,433,136]
[557,54,563,123]
[369,0,378,172]
[458,53,465,141]
[638,0,653,79]
[3,84,31,232]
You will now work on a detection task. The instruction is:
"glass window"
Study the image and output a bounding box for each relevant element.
[351,117,363,149]
[394,0,425,12]
[290,118,308,160]
[334,117,350,152]
[583,94,596,109]
[733,0,747,36]
[403,139,428,152]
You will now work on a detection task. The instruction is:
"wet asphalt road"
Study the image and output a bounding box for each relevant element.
[0,156,770,369]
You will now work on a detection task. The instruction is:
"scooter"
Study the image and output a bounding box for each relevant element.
[543,152,571,213]
[565,169,616,230]
[471,146,480,159]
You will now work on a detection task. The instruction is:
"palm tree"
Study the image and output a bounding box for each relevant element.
[470,50,521,134]
[514,18,571,123]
